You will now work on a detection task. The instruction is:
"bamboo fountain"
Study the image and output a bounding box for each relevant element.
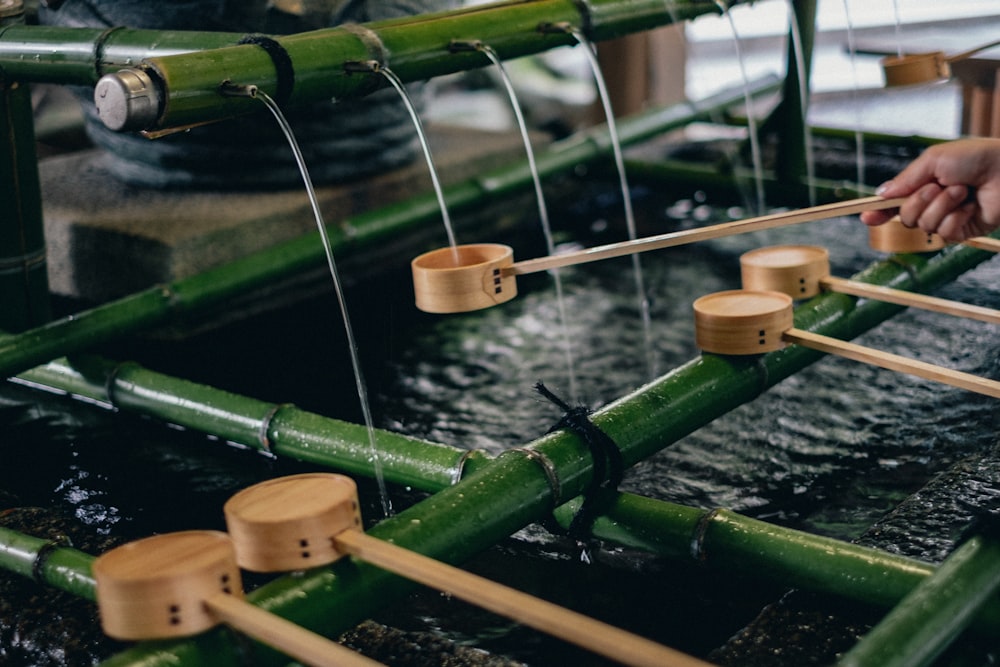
[1,0,998,665]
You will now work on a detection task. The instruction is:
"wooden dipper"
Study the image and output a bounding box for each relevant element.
[411,196,906,314]
[224,473,713,667]
[692,289,1000,399]
[92,530,380,667]
[741,245,1000,325]
[868,216,946,253]
[882,39,1000,87]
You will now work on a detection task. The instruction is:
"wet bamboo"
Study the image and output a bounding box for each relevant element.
[0,25,244,84]
[95,240,1000,666]
[0,526,96,601]
[106,0,741,131]
[838,532,1000,667]
[17,354,491,491]
[0,8,50,332]
[0,76,778,380]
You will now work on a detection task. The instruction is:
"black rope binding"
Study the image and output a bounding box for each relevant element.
[535,381,624,556]
[238,34,296,107]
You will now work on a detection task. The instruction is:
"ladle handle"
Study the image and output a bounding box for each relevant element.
[204,593,382,667]
[964,236,1000,253]
[333,530,711,667]
[783,328,1000,399]
[508,196,907,276]
[820,276,1000,325]
[947,39,1000,64]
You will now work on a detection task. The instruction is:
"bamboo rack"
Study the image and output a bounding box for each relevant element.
[0,76,777,381]
[3,237,994,666]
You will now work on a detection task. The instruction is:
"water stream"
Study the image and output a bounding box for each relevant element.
[478,43,580,401]
[715,1,767,214]
[840,0,868,191]
[255,88,393,518]
[786,0,817,205]
[571,29,657,379]
[380,66,459,254]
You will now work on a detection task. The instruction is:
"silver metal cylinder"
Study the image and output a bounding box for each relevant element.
[94,68,161,132]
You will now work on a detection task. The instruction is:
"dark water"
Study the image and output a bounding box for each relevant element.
[3,180,1000,665]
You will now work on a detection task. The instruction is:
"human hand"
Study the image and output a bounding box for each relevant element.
[859,138,1000,242]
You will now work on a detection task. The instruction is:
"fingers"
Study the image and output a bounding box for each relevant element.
[897,183,970,240]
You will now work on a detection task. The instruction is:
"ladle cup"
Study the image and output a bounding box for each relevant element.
[91,530,381,667]
[740,245,1000,325]
[882,39,1000,87]
[692,289,1000,399]
[223,473,712,667]
[411,196,907,314]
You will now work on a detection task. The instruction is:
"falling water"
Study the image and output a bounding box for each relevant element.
[840,0,867,191]
[571,28,657,379]
[477,43,579,401]
[715,1,767,214]
[379,66,459,254]
[785,0,817,205]
[253,88,393,518]
[891,0,905,58]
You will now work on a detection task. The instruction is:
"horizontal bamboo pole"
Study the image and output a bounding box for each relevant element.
[16,354,489,491]
[0,76,778,380]
[95,241,1000,666]
[0,25,244,84]
[838,533,1000,667]
[113,0,737,130]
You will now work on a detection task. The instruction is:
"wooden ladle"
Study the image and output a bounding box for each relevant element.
[882,39,1000,87]
[91,530,382,667]
[740,244,1000,325]
[411,196,907,313]
[223,473,713,667]
[692,289,1000,399]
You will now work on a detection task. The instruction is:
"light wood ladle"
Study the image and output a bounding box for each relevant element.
[411,196,907,313]
[92,530,382,667]
[223,473,713,667]
[882,39,1000,87]
[740,244,1000,325]
[692,289,1000,399]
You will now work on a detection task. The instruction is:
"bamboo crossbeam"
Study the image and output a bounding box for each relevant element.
[0,76,778,380]
[74,0,738,132]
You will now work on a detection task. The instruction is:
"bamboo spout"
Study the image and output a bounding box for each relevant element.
[412,196,907,314]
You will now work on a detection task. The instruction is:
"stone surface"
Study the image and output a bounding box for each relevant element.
[40,125,536,304]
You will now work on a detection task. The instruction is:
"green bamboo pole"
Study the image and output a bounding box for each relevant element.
[0,25,245,84]
[0,526,96,601]
[17,354,491,491]
[102,0,737,131]
[82,240,1000,665]
[838,531,1000,667]
[0,2,51,332]
[772,0,816,185]
[0,76,778,380]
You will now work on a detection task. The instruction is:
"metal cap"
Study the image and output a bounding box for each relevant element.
[94,69,161,132]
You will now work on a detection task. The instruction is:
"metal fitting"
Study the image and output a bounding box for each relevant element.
[94,68,161,132]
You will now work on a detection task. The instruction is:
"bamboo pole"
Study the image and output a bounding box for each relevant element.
[17,354,490,491]
[0,76,779,380]
[838,532,1000,667]
[89,0,738,131]
[0,6,50,332]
